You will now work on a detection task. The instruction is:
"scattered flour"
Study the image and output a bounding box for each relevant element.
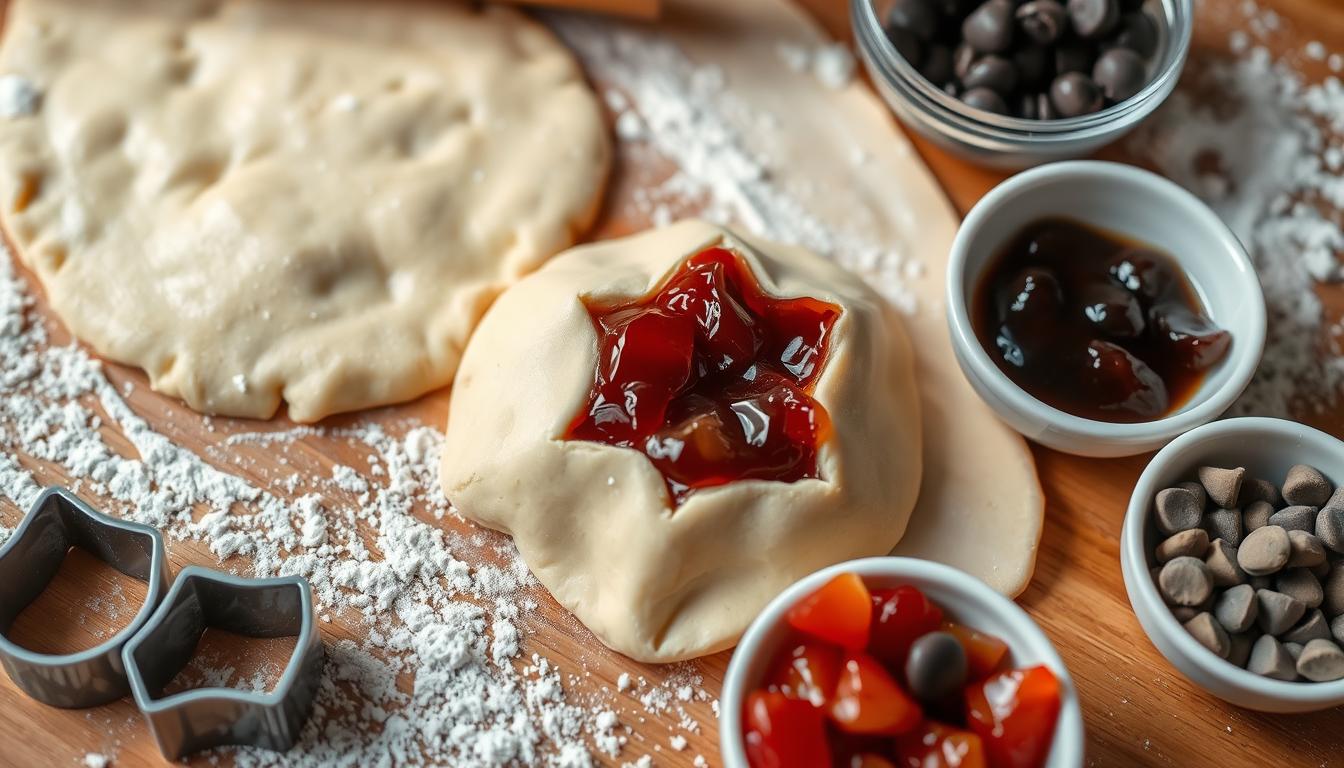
[0,73,38,118]
[80,753,110,768]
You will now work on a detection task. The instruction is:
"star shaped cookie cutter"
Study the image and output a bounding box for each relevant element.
[121,566,324,760]
[0,486,170,708]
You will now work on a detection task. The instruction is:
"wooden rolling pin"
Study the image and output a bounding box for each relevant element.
[489,0,661,18]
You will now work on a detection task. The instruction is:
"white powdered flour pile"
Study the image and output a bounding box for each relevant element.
[1131,0,1344,416]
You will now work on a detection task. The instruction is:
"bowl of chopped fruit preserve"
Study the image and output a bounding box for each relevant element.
[720,557,1084,768]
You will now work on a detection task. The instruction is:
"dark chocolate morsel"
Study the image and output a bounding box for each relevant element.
[885,24,926,67]
[963,0,1017,54]
[1055,44,1096,75]
[954,42,980,81]
[1036,91,1057,119]
[1013,45,1052,88]
[1068,0,1120,39]
[1093,47,1148,102]
[887,0,943,41]
[1016,0,1068,45]
[1108,11,1159,58]
[962,55,1019,96]
[1050,71,1104,116]
[920,44,956,87]
[962,86,1010,114]
[1017,92,1039,119]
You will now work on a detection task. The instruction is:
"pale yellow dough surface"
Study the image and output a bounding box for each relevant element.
[440,220,923,663]
[0,0,610,421]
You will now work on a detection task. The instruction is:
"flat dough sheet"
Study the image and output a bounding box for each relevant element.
[556,0,1044,596]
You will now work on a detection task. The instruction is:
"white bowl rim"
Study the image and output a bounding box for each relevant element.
[719,556,1084,767]
[1121,416,1344,703]
[945,160,1267,444]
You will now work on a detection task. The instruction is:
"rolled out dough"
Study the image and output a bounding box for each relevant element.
[0,0,610,421]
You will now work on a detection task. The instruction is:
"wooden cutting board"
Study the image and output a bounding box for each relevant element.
[1,1,1342,766]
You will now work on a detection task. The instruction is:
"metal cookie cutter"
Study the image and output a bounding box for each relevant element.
[0,486,170,708]
[122,566,324,760]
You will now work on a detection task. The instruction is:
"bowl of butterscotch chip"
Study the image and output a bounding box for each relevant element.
[1121,416,1344,712]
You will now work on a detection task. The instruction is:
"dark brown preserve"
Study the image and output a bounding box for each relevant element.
[972,217,1232,423]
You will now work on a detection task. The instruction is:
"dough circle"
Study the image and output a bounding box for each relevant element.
[440,220,923,662]
[0,0,610,421]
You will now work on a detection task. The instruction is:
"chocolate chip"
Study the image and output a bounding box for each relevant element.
[1092,47,1147,102]
[1257,589,1307,636]
[1284,464,1332,507]
[1227,631,1257,667]
[1243,500,1275,533]
[1159,556,1213,607]
[1284,641,1304,661]
[1171,605,1202,622]
[1198,466,1245,510]
[1154,486,1203,535]
[1288,530,1328,569]
[1269,505,1317,534]
[1278,569,1324,609]
[1179,481,1208,510]
[1067,0,1119,39]
[1156,528,1209,563]
[1238,525,1291,576]
[1283,609,1331,644]
[1108,11,1159,58]
[1249,575,1275,591]
[905,631,968,701]
[961,86,1009,113]
[1202,508,1242,547]
[1183,612,1229,659]
[1325,567,1344,617]
[962,55,1019,95]
[953,42,979,81]
[1013,45,1052,88]
[886,25,926,67]
[1205,539,1246,587]
[1331,613,1344,644]
[1213,584,1258,633]
[1248,635,1298,680]
[1238,477,1282,508]
[1034,91,1057,119]
[1312,558,1333,580]
[963,0,1017,54]
[1016,0,1068,45]
[1297,638,1344,682]
[920,44,956,86]
[1316,490,1344,554]
[888,0,943,40]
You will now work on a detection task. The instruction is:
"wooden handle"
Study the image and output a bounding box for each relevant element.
[488,0,661,18]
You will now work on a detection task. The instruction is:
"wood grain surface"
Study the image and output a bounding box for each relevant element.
[1,0,1343,766]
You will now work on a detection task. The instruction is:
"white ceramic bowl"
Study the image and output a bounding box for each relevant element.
[946,161,1266,457]
[1121,417,1344,712]
[719,557,1084,767]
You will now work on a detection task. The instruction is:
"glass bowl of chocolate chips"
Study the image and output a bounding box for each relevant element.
[852,0,1192,168]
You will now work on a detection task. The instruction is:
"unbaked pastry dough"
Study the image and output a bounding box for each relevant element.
[0,0,610,421]
[440,220,923,662]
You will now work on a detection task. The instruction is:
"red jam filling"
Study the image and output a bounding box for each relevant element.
[564,246,841,505]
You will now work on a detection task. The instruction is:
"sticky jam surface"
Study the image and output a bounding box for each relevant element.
[565,246,841,505]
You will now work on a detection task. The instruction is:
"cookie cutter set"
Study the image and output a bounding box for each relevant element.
[0,487,324,760]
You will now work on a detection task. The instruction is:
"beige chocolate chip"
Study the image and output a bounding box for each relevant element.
[1257,589,1307,636]
[1178,481,1208,510]
[1183,612,1230,659]
[1297,638,1344,682]
[1311,559,1333,580]
[1204,539,1246,587]
[1324,566,1344,618]
[1331,613,1344,644]
[1238,526,1291,576]
[1283,464,1332,507]
[1268,505,1318,534]
[1227,631,1258,668]
[1213,583,1258,633]
[1283,609,1331,644]
[1238,477,1282,508]
[1276,568,1324,610]
[1242,501,1275,533]
[1154,487,1204,535]
[1199,466,1245,510]
[1248,635,1299,680]
[1171,605,1202,622]
[1283,641,1304,661]
[1159,557,1214,607]
[1287,530,1327,569]
[1316,491,1344,554]
[1156,529,1210,564]
[1202,508,1242,547]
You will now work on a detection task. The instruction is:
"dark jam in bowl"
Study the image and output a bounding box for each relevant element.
[971,217,1231,423]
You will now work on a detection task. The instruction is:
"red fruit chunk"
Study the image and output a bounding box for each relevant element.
[743,690,832,768]
[660,250,759,376]
[829,651,922,736]
[767,642,842,707]
[788,573,873,650]
[966,666,1062,768]
[848,754,899,768]
[869,585,944,670]
[1148,303,1232,373]
[941,621,1010,679]
[894,721,988,768]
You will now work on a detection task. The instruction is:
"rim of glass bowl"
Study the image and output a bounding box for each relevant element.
[851,0,1193,145]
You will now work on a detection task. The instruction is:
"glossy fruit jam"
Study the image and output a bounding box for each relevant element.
[742,572,1063,768]
[972,217,1231,423]
[565,246,841,505]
